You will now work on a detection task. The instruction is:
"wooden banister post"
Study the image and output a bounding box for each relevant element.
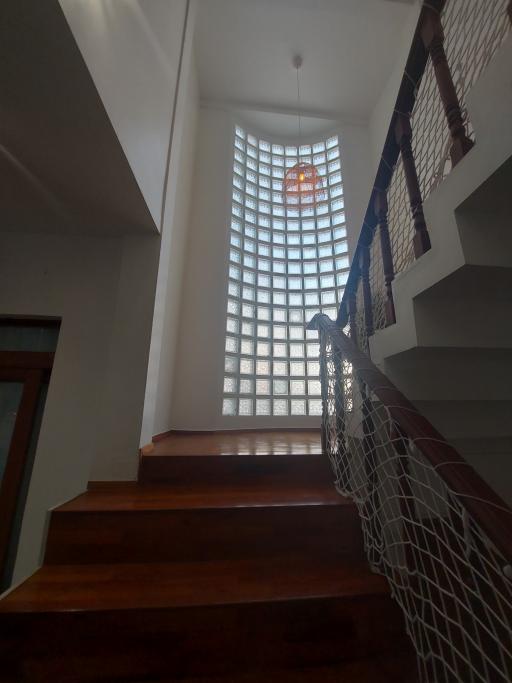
[360,241,374,340]
[421,7,474,165]
[374,190,396,326]
[348,287,358,348]
[395,113,431,259]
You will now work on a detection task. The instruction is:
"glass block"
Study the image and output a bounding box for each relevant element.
[273,292,286,306]
[225,336,238,353]
[335,255,349,268]
[273,325,287,339]
[242,303,255,318]
[226,317,239,334]
[231,233,242,248]
[290,380,305,395]
[303,262,317,275]
[239,398,253,415]
[308,399,322,416]
[273,309,286,322]
[331,185,343,198]
[245,225,256,239]
[240,358,254,375]
[288,277,301,290]
[243,255,256,269]
[256,398,271,415]
[229,265,241,280]
[273,276,286,289]
[257,307,270,321]
[258,259,270,271]
[242,286,255,301]
[308,380,321,395]
[307,361,320,376]
[257,324,269,338]
[241,321,254,337]
[318,245,332,258]
[273,343,286,358]
[273,379,288,395]
[240,339,254,355]
[322,307,337,318]
[307,343,320,358]
[321,290,336,305]
[305,292,319,306]
[243,271,256,285]
[288,262,301,275]
[289,343,304,358]
[224,376,237,393]
[225,355,238,373]
[245,239,256,253]
[289,326,304,340]
[222,398,237,416]
[337,272,349,286]
[288,293,303,306]
[288,248,301,260]
[273,361,287,375]
[257,341,270,356]
[303,247,316,259]
[291,400,306,415]
[258,244,271,257]
[227,299,240,316]
[304,277,318,290]
[256,379,270,395]
[289,309,304,323]
[240,378,253,394]
[257,290,270,304]
[273,399,288,416]
[320,275,335,289]
[256,360,270,375]
[319,260,334,273]
[228,280,240,297]
[290,361,305,376]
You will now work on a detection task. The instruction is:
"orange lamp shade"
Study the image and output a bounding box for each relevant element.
[283,162,326,208]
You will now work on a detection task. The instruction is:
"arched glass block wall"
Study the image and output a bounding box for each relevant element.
[222,126,349,417]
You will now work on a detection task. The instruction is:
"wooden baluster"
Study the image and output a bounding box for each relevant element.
[374,190,396,326]
[395,113,431,259]
[360,241,374,341]
[348,286,359,349]
[421,7,474,165]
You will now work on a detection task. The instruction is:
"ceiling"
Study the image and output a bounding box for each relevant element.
[0,0,157,235]
[195,0,417,128]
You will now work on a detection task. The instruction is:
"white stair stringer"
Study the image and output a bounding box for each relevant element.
[369,35,512,503]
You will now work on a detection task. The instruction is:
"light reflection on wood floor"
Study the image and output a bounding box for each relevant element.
[151,430,322,456]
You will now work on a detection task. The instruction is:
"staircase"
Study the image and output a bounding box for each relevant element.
[0,444,416,682]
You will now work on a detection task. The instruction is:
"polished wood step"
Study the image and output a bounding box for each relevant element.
[44,483,363,566]
[0,558,412,682]
[139,452,333,487]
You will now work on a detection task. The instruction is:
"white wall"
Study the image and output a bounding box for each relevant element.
[59,0,188,229]
[0,232,122,583]
[169,105,372,431]
[140,1,199,445]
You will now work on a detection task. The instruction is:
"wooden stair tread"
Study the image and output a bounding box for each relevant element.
[58,482,347,513]
[0,557,390,613]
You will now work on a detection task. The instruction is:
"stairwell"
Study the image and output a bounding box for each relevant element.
[0,437,416,682]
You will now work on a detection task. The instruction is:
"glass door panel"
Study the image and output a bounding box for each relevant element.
[0,382,24,486]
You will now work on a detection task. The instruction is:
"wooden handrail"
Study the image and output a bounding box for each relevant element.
[309,313,512,566]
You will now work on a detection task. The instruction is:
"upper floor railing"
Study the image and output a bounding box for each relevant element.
[336,0,511,351]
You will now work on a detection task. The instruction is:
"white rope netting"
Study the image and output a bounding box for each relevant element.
[319,323,512,683]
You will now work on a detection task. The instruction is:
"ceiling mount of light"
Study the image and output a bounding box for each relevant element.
[283,55,326,209]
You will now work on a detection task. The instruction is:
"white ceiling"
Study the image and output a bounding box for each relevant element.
[195,0,417,129]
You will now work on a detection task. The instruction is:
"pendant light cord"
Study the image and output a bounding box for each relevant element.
[295,59,302,150]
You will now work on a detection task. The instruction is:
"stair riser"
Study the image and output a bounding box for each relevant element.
[45,505,363,565]
[139,454,333,487]
[0,595,409,682]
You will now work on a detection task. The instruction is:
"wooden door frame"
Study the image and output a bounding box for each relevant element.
[0,351,54,585]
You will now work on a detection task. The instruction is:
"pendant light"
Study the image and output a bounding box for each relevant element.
[283,55,326,209]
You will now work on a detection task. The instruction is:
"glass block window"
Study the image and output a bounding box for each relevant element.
[222,126,349,417]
